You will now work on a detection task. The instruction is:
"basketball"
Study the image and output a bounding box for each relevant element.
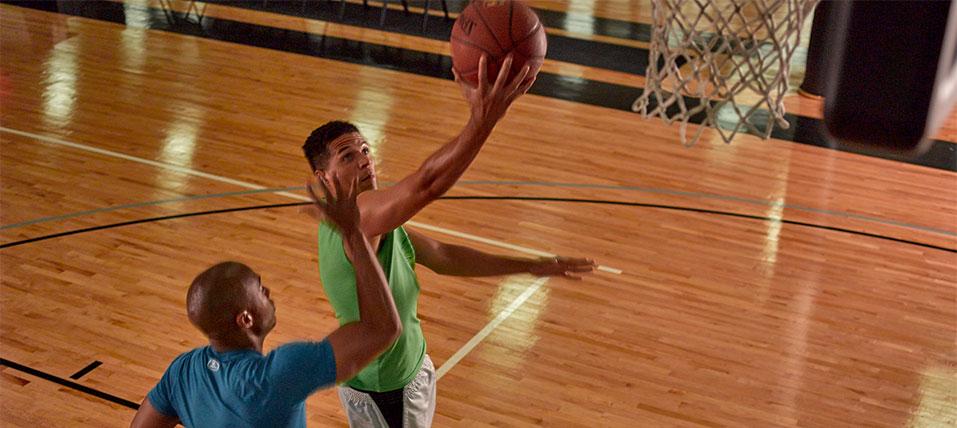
[450,0,547,86]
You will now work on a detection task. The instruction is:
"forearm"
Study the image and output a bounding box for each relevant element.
[430,244,536,277]
[416,115,494,197]
[341,230,401,335]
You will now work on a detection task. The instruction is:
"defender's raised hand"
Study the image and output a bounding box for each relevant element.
[305,173,361,234]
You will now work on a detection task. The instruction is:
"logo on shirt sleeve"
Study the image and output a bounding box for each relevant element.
[207,358,221,372]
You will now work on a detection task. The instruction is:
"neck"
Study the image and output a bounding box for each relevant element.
[208,333,264,354]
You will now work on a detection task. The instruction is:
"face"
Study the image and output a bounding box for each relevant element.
[318,132,377,193]
[243,273,276,335]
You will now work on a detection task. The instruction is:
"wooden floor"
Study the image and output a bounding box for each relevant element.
[1,1,955,427]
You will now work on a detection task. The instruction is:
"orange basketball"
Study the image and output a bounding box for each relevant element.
[450,0,547,86]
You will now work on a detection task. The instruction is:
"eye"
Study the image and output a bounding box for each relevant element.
[361,147,370,155]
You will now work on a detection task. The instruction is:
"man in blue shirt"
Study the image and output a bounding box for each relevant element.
[131,175,401,428]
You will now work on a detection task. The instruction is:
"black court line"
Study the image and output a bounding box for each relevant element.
[4,1,955,172]
[0,202,304,249]
[0,195,953,412]
[70,360,104,380]
[1,198,953,253]
[0,358,140,409]
[440,196,957,253]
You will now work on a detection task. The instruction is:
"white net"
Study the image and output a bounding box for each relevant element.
[633,0,819,145]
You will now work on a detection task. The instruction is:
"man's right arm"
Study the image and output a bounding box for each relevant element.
[356,55,534,237]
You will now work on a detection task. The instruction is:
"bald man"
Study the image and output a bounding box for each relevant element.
[131,175,400,428]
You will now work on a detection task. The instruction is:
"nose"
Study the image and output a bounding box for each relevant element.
[263,286,271,298]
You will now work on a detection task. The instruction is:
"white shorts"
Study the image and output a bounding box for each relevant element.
[337,354,436,428]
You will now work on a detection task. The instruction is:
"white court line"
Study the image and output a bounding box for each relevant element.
[3,126,610,379]
[1,126,622,274]
[436,276,549,379]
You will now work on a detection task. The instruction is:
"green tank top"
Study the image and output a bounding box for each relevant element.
[318,224,426,392]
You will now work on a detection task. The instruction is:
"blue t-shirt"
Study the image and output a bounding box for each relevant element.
[147,340,336,427]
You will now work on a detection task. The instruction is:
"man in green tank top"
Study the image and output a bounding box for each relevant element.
[301,56,597,427]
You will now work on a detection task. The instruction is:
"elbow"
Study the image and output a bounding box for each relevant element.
[416,167,447,201]
[367,314,402,350]
[423,178,445,200]
[384,317,403,344]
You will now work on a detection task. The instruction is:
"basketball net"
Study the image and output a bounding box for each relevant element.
[633,0,819,145]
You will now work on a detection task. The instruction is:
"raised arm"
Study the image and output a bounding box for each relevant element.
[357,55,534,237]
[309,174,403,382]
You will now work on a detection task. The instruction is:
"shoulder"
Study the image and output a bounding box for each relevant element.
[149,347,208,406]
[259,341,337,393]
[166,346,206,373]
[266,341,334,365]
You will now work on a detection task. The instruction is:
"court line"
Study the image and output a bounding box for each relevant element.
[0,125,613,389]
[459,181,957,237]
[0,202,305,249]
[4,198,953,253]
[0,126,606,394]
[0,198,952,412]
[16,0,957,169]
[0,192,953,409]
[69,360,104,380]
[0,126,621,274]
[436,276,550,380]
[0,358,139,409]
[4,179,955,239]
[0,282,552,409]
[0,186,304,230]
[2,126,952,252]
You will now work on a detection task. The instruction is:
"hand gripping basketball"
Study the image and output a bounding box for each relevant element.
[454,53,534,128]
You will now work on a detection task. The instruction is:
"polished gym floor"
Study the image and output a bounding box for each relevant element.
[1,1,955,426]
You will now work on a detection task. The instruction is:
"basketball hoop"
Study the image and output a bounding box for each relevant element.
[634,0,819,145]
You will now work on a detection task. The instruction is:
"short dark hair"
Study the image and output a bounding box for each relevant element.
[302,121,360,172]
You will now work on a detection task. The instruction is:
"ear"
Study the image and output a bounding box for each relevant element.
[235,310,254,329]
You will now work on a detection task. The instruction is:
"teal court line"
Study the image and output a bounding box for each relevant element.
[0,186,303,230]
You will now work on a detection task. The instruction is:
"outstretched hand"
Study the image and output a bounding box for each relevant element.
[528,256,598,280]
[305,173,361,234]
[454,53,535,128]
